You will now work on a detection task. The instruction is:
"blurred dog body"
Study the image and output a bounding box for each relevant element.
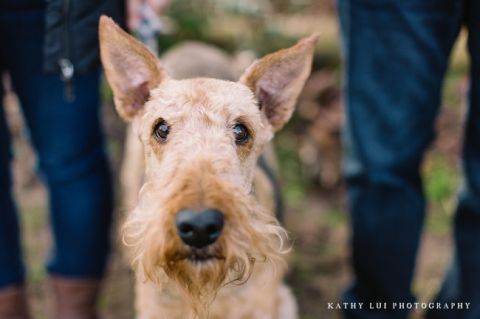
[100,16,316,319]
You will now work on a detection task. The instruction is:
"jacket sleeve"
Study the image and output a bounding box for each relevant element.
[43,0,124,75]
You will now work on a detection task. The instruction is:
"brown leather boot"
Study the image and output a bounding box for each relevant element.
[0,286,30,319]
[50,277,101,319]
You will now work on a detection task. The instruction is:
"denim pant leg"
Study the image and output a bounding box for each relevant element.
[429,2,480,318]
[458,2,480,313]
[0,81,26,288]
[1,7,113,279]
[338,1,462,318]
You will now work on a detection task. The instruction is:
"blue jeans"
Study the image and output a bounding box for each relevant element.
[339,0,480,318]
[0,5,113,287]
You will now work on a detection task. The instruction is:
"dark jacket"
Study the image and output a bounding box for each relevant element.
[44,0,123,78]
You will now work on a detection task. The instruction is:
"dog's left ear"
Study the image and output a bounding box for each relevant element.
[240,35,318,131]
[99,16,167,121]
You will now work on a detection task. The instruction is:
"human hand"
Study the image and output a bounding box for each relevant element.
[127,0,171,31]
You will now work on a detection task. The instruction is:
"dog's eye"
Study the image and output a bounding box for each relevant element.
[153,120,170,142]
[233,124,249,145]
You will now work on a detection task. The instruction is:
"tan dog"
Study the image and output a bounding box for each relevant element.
[99,16,317,319]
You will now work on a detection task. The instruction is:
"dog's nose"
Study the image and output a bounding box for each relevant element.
[175,209,224,249]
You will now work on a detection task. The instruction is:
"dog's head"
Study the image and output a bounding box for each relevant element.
[99,16,317,313]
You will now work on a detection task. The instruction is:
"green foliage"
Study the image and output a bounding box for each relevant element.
[169,1,209,38]
[424,155,459,204]
[21,206,47,283]
[100,77,113,102]
[442,61,468,110]
[275,121,311,207]
[424,154,460,234]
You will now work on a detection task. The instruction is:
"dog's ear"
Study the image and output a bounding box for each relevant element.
[240,35,318,132]
[99,16,167,121]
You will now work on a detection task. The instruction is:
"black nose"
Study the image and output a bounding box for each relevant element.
[175,209,224,249]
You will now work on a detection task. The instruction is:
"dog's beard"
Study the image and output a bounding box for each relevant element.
[124,208,287,318]
[163,253,240,317]
[122,171,289,317]
[153,234,282,318]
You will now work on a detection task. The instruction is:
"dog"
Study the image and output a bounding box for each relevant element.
[99,16,317,319]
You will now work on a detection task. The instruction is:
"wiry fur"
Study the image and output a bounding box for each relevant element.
[123,159,288,316]
[99,15,317,319]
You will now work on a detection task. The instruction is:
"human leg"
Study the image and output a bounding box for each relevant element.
[338,1,463,318]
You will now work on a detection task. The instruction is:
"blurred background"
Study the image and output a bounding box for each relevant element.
[3,0,470,318]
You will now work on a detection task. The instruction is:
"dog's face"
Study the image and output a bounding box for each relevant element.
[99,16,317,312]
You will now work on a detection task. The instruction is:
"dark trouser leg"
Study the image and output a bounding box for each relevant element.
[0,12,31,318]
[1,6,113,280]
[429,1,480,318]
[0,9,26,289]
[338,0,462,318]
[0,78,26,289]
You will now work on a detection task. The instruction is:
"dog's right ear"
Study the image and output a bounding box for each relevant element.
[240,35,318,132]
[99,16,166,121]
